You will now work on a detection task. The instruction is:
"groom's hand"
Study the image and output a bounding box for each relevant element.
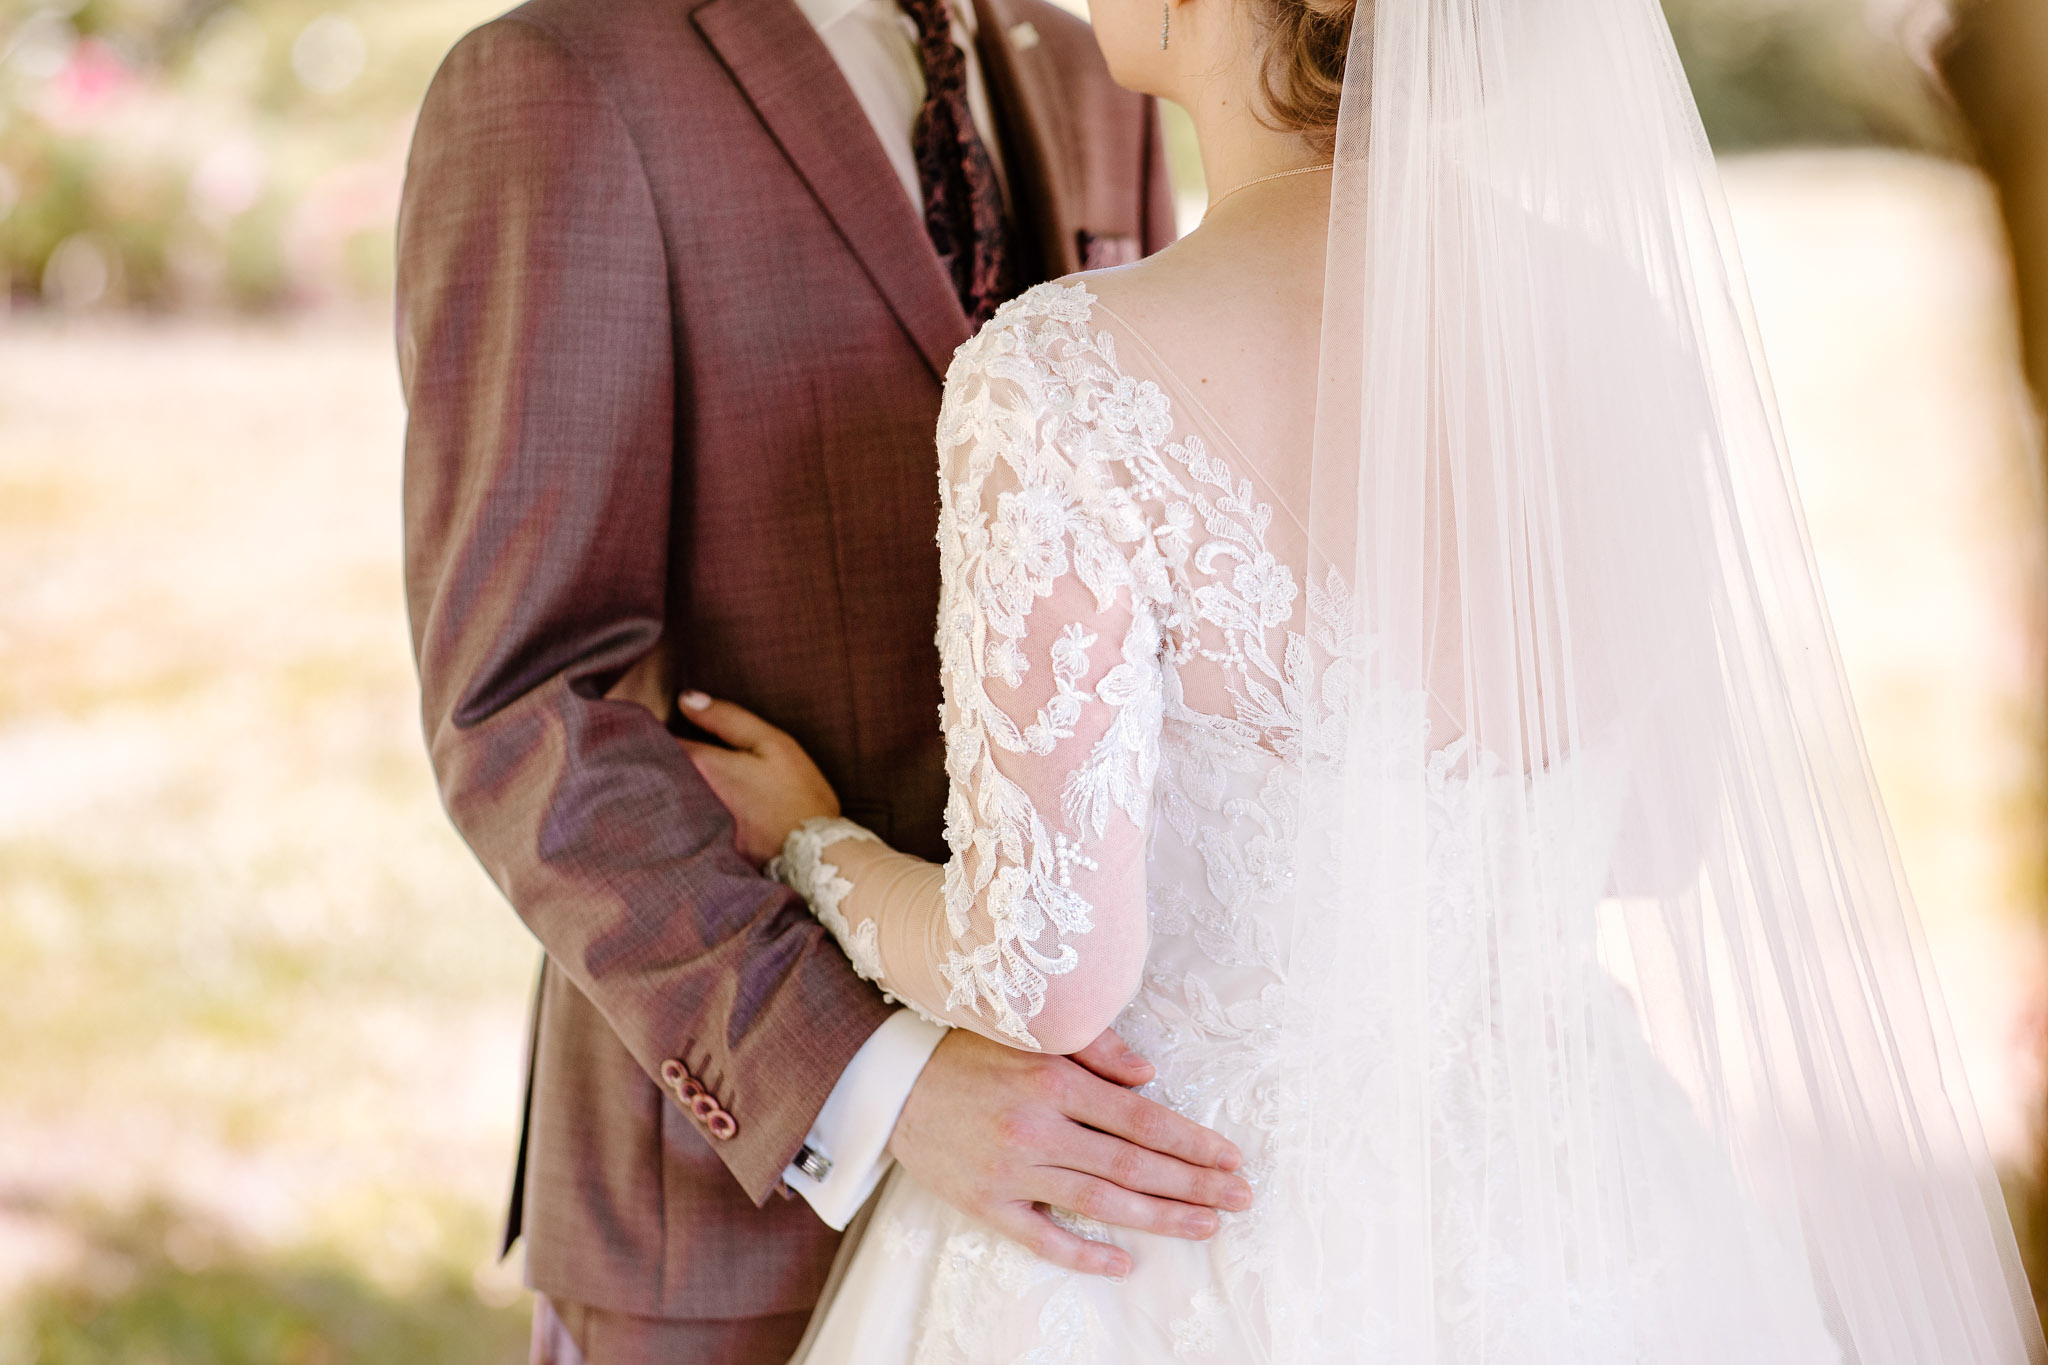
[886,1028,1253,1278]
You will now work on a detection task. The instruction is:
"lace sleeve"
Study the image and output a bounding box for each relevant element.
[773,285,1169,1053]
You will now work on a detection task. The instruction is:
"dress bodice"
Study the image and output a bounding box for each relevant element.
[913,277,1332,1354]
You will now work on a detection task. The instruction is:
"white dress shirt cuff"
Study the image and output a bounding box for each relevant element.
[785,1009,947,1230]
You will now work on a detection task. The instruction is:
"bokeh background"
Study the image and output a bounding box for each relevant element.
[2,0,2045,1359]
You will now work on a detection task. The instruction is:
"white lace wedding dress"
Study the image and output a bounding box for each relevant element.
[780,281,1842,1364]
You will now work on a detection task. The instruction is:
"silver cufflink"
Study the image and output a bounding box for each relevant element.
[795,1145,834,1181]
[1009,21,1040,50]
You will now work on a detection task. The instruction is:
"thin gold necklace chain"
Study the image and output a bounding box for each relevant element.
[1203,162,1336,219]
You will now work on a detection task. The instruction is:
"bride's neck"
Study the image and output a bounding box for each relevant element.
[1178,68,1323,210]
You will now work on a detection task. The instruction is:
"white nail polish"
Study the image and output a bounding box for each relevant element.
[681,691,711,710]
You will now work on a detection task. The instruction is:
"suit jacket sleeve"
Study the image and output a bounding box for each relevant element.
[395,14,894,1206]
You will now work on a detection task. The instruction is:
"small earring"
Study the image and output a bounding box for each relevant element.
[1160,0,1170,49]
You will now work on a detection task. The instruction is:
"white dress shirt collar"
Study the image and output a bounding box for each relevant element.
[793,0,983,42]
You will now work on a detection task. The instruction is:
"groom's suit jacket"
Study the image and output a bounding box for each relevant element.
[397,0,1174,1324]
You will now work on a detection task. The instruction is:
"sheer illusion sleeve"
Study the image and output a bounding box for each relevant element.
[771,291,1170,1054]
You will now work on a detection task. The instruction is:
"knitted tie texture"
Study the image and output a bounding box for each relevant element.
[898,0,1016,328]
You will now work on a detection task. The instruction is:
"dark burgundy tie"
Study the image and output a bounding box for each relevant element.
[897,0,1017,328]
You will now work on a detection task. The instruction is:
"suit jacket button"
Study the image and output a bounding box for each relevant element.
[706,1110,738,1141]
[659,1059,687,1089]
[690,1092,721,1123]
[680,1077,705,1102]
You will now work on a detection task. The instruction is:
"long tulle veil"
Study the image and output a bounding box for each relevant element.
[1262,0,2048,1358]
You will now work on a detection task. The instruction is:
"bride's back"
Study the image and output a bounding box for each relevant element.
[1078,178,1330,532]
[917,183,1349,1360]
[1057,179,1333,750]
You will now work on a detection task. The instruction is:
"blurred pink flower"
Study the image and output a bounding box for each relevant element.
[45,39,138,129]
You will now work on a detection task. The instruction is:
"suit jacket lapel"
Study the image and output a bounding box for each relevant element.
[694,0,972,380]
[973,0,1081,280]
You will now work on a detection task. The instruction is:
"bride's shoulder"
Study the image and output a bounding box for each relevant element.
[942,280,1112,405]
[946,256,1174,382]
[951,279,1097,366]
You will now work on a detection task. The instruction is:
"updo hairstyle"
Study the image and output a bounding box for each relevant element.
[1256,0,1358,150]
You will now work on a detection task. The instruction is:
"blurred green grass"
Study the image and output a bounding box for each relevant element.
[6,1199,528,1365]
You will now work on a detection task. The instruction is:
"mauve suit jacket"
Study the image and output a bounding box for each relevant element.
[396,0,1175,1323]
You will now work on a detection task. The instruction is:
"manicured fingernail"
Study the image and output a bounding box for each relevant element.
[1227,1183,1253,1211]
[1217,1145,1242,1171]
[1104,1254,1131,1280]
[680,691,711,710]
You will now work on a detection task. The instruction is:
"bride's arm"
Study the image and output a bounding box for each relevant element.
[784,557,1158,1054]
[685,349,1165,1055]
[682,539,1160,1055]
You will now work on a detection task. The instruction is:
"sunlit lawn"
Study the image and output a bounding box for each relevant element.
[0,148,2041,1359]
[0,318,539,1360]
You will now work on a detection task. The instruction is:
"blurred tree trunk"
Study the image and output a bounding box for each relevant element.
[1943,2,2048,1335]
[1943,0,2048,426]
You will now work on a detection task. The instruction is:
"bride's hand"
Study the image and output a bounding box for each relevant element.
[676,691,839,866]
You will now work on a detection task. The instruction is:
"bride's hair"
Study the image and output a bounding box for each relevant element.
[1258,0,1359,148]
